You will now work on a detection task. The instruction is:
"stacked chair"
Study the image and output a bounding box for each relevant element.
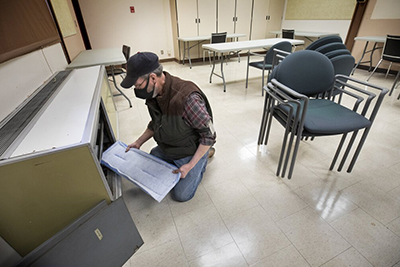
[245,41,292,96]
[258,50,388,179]
[307,36,355,98]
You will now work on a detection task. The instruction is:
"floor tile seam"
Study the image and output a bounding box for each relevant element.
[290,177,361,220]
[341,179,400,208]
[183,189,247,263]
[275,205,354,246]
[166,201,192,264]
[338,195,399,226]
[270,207,315,266]
[131,236,181,257]
[320,246,374,267]
[186,241,249,267]
[384,216,400,238]
[328,208,397,267]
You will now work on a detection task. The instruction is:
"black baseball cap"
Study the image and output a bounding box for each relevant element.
[120,52,160,88]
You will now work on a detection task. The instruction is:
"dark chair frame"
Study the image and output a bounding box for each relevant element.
[258,53,388,179]
[305,35,343,51]
[245,41,292,96]
[107,45,132,108]
[282,29,295,39]
[204,32,227,66]
[366,34,400,98]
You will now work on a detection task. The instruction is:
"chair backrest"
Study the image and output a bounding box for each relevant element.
[330,54,355,76]
[382,34,400,63]
[270,50,335,96]
[324,49,351,59]
[305,35,343,50]
[315,42,347,55]
[211,32,227,44]
[265,41,292,64]
[122,45,131,69]
[282,29,295,39]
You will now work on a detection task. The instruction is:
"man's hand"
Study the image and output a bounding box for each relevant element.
[173,163,193,179]
[125,141,141,152]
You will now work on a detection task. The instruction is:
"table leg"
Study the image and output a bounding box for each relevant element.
[188,43,192,69]
[369,42,378,71]
[208,51,226,92]
[352,41,369,75]
[209,51,216,83]
[110,66,132,108]
[220,53,226,92]
[182,42,186,65]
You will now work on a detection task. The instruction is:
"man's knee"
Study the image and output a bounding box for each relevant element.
[172,190,194,202]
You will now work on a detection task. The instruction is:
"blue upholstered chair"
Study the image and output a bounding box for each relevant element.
[305,35,343,51]
[315,42,348,55]
[245,41,292,96]
[258,50,388,179]
[324,49,351,59]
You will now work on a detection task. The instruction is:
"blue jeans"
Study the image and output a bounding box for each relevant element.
[150,146,209,202]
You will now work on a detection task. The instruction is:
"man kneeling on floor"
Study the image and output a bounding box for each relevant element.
[121,52,216,202]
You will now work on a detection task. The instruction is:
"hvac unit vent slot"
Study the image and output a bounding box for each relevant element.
[0,70,72,156]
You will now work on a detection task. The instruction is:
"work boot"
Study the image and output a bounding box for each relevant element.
[208,147,215,159]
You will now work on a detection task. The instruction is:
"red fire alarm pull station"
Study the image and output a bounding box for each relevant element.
[130,6,135,13]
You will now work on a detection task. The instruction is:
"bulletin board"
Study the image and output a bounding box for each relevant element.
[50,0,76,37]
[285,0,356,20]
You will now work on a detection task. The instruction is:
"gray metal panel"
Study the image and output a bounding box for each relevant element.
[16,198,143,267]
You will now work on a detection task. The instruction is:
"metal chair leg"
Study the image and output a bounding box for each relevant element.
[390,70,400,96]
[367,59,383,81]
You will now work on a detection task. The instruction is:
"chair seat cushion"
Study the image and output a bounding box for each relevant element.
[249,61,272,70]
[274,99,371,135]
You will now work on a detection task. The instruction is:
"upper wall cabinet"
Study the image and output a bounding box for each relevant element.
[176,0,217,37]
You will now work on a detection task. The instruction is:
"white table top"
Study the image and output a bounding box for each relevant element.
[354,36,386,43]
[202,38,304,53]
[67,48,126,69]
[11,66,102,157]
[270,31,339,38]
[178,33,246,42]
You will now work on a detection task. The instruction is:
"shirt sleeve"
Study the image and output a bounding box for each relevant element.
[182,92,216,146]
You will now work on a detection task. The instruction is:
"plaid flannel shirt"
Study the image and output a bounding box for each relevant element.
[182,92,216,146]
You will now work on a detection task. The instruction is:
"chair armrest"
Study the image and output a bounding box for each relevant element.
[249,51,265,58]
[266,79,309,132]
[272,49,291,69]
[334,74,389,122]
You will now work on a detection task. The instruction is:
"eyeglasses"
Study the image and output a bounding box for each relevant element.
[134,76,149,90]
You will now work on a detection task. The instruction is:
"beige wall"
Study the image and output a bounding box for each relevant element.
[78,0,175,60]
[351,0,400,72]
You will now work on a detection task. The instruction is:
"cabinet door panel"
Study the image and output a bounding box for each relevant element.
[251,0,270,40]
[176,0,198,36]
[267,0,285,38]
[198,0,217,36]
[235,0,252,40]
[218,0,235,34]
